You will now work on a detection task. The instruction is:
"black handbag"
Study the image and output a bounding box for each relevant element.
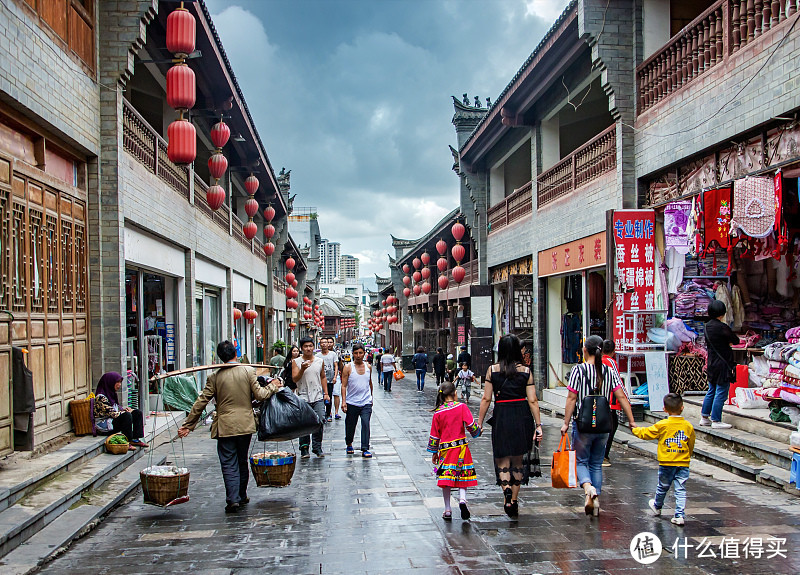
[577,393,613,433]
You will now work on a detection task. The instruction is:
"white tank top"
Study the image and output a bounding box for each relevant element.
[346,362,373,407]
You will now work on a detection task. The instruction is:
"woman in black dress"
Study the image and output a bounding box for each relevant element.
[477,334,543,518]
[281,345,300,390]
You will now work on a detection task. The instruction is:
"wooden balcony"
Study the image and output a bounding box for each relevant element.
[487,181,533,234]
[637,0,799,114]
[537,124,616,208]
[122,98,189,199]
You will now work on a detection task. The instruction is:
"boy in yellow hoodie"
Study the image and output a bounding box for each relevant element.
[631,393,695,526]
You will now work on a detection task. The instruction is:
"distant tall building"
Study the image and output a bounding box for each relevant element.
[317,239,342,283]
[340,254,359,283]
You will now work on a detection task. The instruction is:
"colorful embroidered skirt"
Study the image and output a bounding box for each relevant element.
[436,444,477,488]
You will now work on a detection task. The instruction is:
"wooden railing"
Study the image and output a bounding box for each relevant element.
[122,99,189,198]
[637,0,798,114]
[194,174,230,233]
[537,124,616,207]
[487,181,533,234]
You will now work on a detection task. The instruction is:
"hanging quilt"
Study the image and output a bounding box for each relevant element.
[664,200,693,254]
[731,177,775,238]
[702,187,732,250]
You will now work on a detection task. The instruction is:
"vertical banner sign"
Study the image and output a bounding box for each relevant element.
[644,352,669,411]
[612,210,656,350]
[165,324,176,363]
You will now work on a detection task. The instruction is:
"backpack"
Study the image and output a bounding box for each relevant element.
[576,365,612,434]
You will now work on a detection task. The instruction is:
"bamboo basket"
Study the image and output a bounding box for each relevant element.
[140,470,190,506]
[69,397,94,436]
[104,434,129,455]
[250,453,296,487]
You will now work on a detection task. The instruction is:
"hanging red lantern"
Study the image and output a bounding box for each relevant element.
[210,121,230,149]
[243,221,257,240]
[244,309,257,322]
[452,222,465,241]
[421,267,431,280]
[402,264,411,274]
[436,238,447,255]
[167,119,196,164]
[166,63,196,110]
[314,304,319,310]
[206,184,225,210]
[292,279,298,288]
[263,205,275,221]
[245,175,259,195]
[381,300,386,306]
[452,265,466,284]
[403,287,411,297]
[208,153,228,180]
[422,281,432,294]
[411,271,420,282]
[286,257,296,270]
[166,7,196,56]
[233,308,243,321]
[263,224,275,239]
[263,241,275,256]
[452,244,466,263]
[437,257,447,272]
[289,322,296,329]
[403,276,411,286]
[438,276,449,290]
[413,257,421,269]
[421,252,431,265]
[244,198,259,218]
[285,272,296,284]
[413,284,421,296]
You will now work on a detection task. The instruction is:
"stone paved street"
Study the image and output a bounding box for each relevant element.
[40,373,800,574]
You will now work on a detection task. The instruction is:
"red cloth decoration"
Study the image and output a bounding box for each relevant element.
[701,187,732,252]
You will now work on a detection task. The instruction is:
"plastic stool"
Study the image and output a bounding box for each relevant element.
[620,373,640,394]
[791,453,800,487]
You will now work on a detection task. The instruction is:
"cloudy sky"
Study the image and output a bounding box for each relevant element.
[205,0,569,282]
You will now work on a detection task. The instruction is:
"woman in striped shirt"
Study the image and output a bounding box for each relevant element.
[560,335,636,516]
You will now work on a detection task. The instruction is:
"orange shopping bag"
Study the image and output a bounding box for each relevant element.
[393,370,405,381]
[551,434,578,488]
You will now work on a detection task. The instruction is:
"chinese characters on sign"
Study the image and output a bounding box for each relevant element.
[538,232,606,278]
[613,210,656,349]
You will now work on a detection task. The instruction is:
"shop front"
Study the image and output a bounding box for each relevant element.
[194,258,227,386]
[538,233,607,388]
[490,256,534,350]
[232,272,253,362]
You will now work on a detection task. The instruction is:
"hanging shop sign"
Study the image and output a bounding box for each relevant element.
[490,256,532,284]
[612,209,656,349]
[537,232,606,278]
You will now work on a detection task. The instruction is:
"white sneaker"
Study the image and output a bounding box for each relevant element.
[711,422,732,429]
[671,516,685,526]
[698,417,712,427]
[648,499,661,516]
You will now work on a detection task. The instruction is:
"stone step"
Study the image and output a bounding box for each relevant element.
[0,452,168,575]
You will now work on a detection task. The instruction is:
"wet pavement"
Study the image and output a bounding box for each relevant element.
[39,371,800,574]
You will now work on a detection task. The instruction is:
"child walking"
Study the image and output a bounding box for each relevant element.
[428,382,481,521]
[632,393,695,525]
[456,363,475,402]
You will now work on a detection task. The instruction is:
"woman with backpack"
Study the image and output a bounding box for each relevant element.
[560,335,637,517]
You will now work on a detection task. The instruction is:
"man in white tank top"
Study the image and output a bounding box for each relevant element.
[341,344,374,458]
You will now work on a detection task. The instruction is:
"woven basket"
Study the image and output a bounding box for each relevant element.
[105,434,129,455]
[140,471,190,507]
[69,397,94,436]
[250,454,296,487]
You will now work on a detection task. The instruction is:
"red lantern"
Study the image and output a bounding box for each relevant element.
[452,265,466,284]
[244,309,257,322]
[245,175,259,195]
[166,7,196,56]
[422,282,432,294]
[292,279,298,288]
[421,267,431,280]
[233,308,243,321]
[438,276,449,290]
[452,243,466,263]
[263,224,275,239]
[206,184,225,210]
[403,276,411,286]
[314,304,319,310]
[243,221,257,240]
[436,239,447,255]
[166,64,196,110]
[385,296,393,305]
[263,241,275,256]
[286,257,296,270]
[452,222,465,241]
[437,257,447,272]
[285,272,296,284]
[413,257,421,269]
[289,322,296,329]
[167,119,196,164]
[244,198,259,218]
[421,252,431,265]
[413,271,422,283]
[402,264,411,274]
[263,205,275,221]
[208,153,228,180]
[381,300,386,306]
[413,284,421,296]
[210,121,230,149]
[403,287,411,297]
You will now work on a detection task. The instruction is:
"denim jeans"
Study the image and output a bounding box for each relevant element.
[572,425,609,494]
[345,403,372,451]
[216,434,251,505]
[701,378,729,422]
[654,465,690,518]
[383,371,393,391]
[416,369,426,390]
[299,400,325,452]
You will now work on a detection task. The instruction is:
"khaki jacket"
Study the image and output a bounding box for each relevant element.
[182,365,279,438]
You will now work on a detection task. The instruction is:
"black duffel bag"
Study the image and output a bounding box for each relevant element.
[258,388,322,442]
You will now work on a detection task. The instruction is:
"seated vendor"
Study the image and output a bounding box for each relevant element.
[94,372,149,450]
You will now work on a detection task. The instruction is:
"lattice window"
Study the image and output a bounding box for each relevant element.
[74,221,86,312]
[28,207,45,312]
[511,274,534,331]
[0,189,8,309]
[46,214,60,314]
[61,218,73,313]
[11,202,26,312]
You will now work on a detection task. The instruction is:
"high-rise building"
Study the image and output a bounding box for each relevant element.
[317,239,342,283]
[340,254,359,283]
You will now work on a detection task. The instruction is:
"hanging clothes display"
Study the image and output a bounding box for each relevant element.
[563,275,582,314]
[731,177,776,238]
[561,313,582,364]
[701,187,733,251]
[664,201,693,254]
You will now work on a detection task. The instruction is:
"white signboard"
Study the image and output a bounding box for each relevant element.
[644,352,669,412]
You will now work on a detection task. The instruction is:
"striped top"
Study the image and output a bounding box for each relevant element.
[566,362,621,419]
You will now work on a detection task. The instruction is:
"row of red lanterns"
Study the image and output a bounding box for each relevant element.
[166,5,197,165]
[233,307,257,323]
[401,221,467,298]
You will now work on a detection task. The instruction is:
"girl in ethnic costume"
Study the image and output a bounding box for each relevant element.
[428,382,481,521]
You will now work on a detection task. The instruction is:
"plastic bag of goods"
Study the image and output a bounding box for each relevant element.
[781,406,800,426]
[142,465,189,476]
[734,387,771,409]
[258,388,323,442]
